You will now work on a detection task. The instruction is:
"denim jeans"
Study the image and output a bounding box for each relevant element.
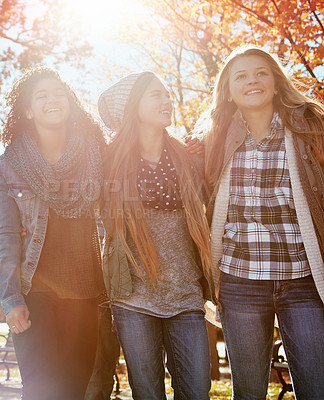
[13,292,98,400]
[112,306,211,400]
[85,303,120,400]
[219,272,324,400]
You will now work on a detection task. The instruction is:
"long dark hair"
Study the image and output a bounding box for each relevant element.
[104,72,212,284]
[1,66,107,150]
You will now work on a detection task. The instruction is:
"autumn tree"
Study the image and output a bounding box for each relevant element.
[0,0,92,110]
[227,0,324,94]
[112,0,324,133]
[115,0,244,132]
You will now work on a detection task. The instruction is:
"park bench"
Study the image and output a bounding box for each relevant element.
[0,331,18,380]
[271,340,293,400]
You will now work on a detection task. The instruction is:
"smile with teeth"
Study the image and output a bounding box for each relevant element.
[46,108,61,113]
[161,110,171,115]
[245,89,263,95]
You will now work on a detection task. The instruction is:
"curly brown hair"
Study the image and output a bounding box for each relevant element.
[1,66,107,150]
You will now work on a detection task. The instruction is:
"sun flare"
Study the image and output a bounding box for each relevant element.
[67,0,147,35]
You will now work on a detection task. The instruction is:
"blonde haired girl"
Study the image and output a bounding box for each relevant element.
[202,46,324,400]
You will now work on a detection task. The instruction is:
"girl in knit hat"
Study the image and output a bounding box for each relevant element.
[201,45,324,399]
[98,71,214,400]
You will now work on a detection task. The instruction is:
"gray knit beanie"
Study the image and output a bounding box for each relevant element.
[98,72,150,132]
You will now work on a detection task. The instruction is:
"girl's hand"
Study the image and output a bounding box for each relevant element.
[20,226,27,238]
[184,135,204,156]
[6,306,31,334]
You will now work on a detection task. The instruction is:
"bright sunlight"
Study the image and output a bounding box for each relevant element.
[66,0,149,35]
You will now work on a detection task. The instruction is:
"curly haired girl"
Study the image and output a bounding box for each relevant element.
[0,66,106,399]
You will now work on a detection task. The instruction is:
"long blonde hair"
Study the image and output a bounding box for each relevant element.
[198,45,324,189]
[104,72,212,284]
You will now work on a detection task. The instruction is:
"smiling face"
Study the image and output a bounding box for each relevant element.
[228,55,276,114]
[25,78,71,133]
[137,77,172,130]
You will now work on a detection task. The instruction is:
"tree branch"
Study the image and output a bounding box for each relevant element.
[229,0,322,89]
[307,0,324,34]
[228,0,274,27]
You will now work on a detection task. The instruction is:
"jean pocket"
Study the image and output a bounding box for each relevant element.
[8,187,36,220]
[220,272,251,303]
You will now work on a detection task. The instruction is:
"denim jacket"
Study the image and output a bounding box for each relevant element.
[0,154,50,314]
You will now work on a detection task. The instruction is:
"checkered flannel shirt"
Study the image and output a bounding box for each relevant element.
[220,112,312,280]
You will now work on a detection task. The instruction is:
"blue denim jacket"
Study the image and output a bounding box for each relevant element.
[0,154,49,314]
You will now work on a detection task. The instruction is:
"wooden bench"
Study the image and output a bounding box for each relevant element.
[0,332,18,380]
[271,340,293,400]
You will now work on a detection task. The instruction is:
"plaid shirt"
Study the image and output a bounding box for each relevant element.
[220,113,312,280]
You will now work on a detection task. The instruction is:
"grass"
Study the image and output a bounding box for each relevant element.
[209,380,295,399]
[116,365,295,399]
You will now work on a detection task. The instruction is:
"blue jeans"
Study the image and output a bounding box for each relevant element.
[85,303,120,400]
[219,272,324,400]
[13,292,98,400]
[112,306,211,400]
